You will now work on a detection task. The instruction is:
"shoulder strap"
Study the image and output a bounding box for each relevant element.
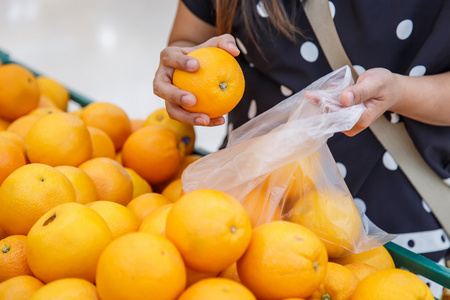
[301,0,450,237]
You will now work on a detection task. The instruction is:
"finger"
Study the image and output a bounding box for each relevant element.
[341,77,383,107]
[202,34,241,57]
[153,69,196,107]
[165,101,212,126]
[160,46,199,72]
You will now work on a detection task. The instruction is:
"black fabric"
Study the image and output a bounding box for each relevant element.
[182,0,450,262]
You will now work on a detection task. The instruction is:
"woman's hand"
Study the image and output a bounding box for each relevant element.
[153,34,240,126]
[340,68,400,136]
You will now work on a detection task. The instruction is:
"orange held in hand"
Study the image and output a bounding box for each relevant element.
[173,47,245,119]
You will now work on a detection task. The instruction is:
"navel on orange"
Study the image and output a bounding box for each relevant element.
[26,202,113,283]
[0,163,76,235]
[173,47,245,119]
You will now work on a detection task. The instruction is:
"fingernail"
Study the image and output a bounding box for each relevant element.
[181,95,194,107]
[194,117,207,126]
[346,91,354,106]
[185,59,198,71]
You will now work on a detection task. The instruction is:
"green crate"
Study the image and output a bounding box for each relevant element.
[2,48,450,297]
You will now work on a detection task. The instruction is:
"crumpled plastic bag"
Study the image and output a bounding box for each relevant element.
[182,66,395,257]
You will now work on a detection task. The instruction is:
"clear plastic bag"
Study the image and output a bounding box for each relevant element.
[182,66,395,257]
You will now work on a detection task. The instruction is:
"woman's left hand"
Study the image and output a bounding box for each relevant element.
[340,68,400,136]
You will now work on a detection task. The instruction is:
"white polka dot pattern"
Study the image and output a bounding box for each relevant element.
[390,113,400,123]
[248,99,257,119]
[336,162,347,178]
[280,85,293,97]
[422,200,432,213]
[444,177,450,187]
[353,65,366,76]
[256,1,268,18]
[409,65,426,76]
[300,41,319,62]
[392,228,450,254]
[382,151,398,171]
[329,1,336,19]
[353,198,367,214]
[236,37,248,55]
[396,19,413,40]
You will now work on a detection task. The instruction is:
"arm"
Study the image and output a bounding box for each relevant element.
[340,68,450,136]
[153,1,240,126]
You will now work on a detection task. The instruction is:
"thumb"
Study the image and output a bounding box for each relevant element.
[341,79,379,107]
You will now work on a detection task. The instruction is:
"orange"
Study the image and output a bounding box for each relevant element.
[218,262,240,283]
[115,151,123,165]
[0,227,7,240]
[185,267,218,288]
[130,119,145,132]
[122,125,185,185]
[344,263,377,282]
[30,278,99,300]
[309,262,359,300]
[6,114,41,140]
[96,232,186,300]
[0,117,10,130]
[144,107,196,154]
[350,268,434,299]
[79,157,133,206]
[0,275,44,300]
[26,202,113,283]
[236,221,328,299]
[28,106,63,117]
[329,245,395,271]
[0,163,76,235]
[87,126,116,159]
[172,47,245,119]
[0,235,34,282]
[289,188,364,258]
[36,76,70,111]
[178,278,256,300]
[0,130,26,157]
[70,109,83,118]
[80,102,131,150]
[25,112,92,167]
[139,203,174,236]
[126,193,172,223]
[124,167,153,199]
[166,189,252,273]
[0,136,26,186]
[55,166,98,204]
[173,154,203,179]
[161,179,183,202]
[242,175,283,228]
[38,94,57,108]
[0,64,40,121]
[87,201,140,239]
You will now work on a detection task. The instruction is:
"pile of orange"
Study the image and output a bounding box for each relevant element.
[0,57,436,299]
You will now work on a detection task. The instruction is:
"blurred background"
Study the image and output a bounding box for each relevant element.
[0,0,227,153]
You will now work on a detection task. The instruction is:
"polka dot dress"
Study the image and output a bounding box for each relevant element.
[182,0,450,264]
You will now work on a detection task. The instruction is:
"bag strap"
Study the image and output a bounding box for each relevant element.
[301,0,450,237]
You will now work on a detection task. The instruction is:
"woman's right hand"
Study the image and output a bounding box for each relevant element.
[153,34,240,126]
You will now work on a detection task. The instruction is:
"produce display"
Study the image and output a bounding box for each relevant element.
[0,55,440,299]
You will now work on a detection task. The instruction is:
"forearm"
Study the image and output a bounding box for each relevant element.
[392,71,450,126]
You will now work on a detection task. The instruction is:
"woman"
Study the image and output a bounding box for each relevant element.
[153,0,450,265]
